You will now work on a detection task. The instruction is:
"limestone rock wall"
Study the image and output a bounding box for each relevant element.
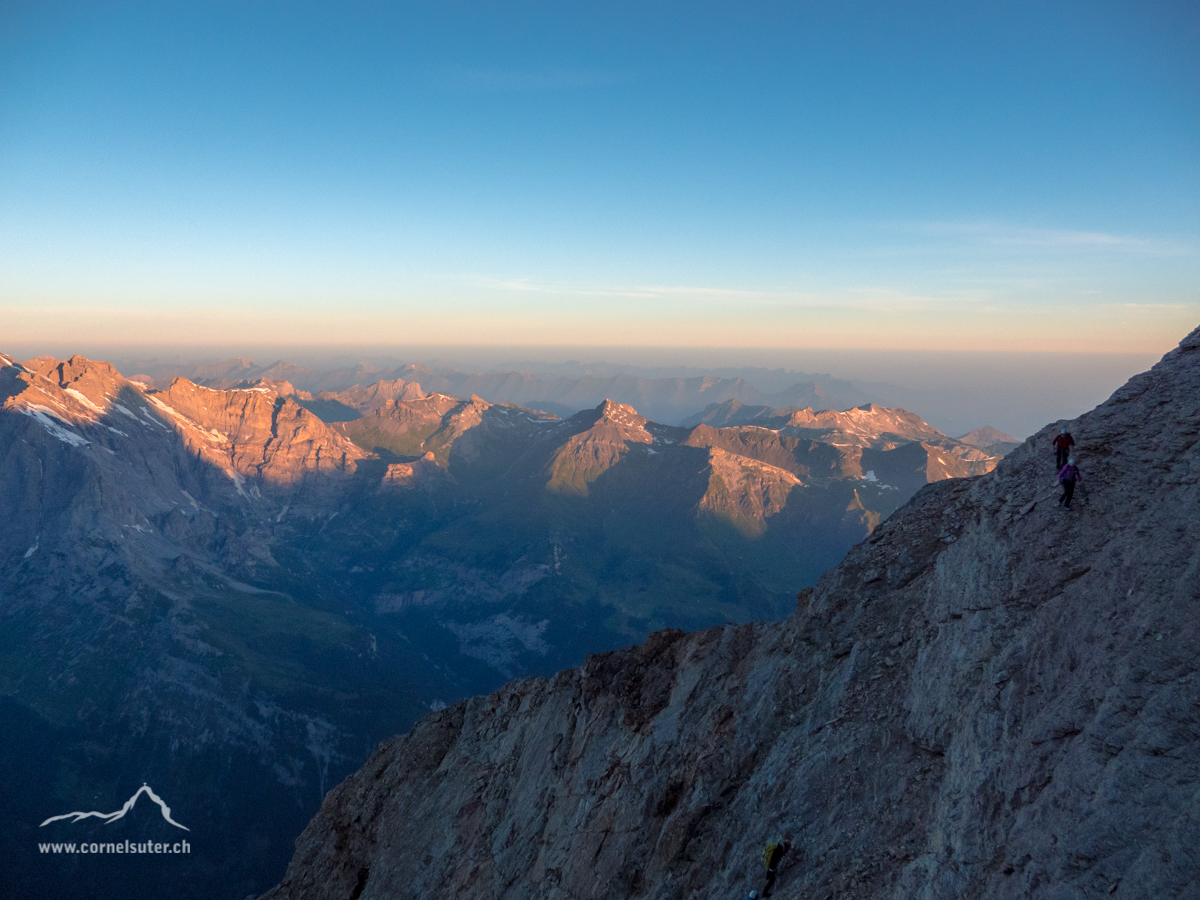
[154,377,366,481]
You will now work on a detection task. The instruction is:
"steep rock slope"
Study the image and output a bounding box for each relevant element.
[545,400,653,495]
[697,448,803,536]
[0,354,369,580]
[336,392,491,460]
[151,377,367,483]
[262,326,1200,900]
[3,355,365,494]
[682,423,858,481]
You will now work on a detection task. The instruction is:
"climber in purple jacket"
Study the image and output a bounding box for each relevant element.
[1057,457,1083,510]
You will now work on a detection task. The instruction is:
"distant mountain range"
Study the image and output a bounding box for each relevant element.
[116,356,877,427]
[1,350,1013,900]
[956,425,1021,457]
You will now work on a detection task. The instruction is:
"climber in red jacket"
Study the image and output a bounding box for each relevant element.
[1053,429,1075,471]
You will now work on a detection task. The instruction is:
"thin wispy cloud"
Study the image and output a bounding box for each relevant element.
[909,221,1193,254]
[457,275,996,313]
[461,275,763,300]
[433,66,625,93]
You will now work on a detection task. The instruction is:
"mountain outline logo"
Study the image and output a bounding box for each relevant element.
[40,783,190,831]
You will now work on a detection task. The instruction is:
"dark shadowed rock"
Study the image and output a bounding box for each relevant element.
[545,400,653,496]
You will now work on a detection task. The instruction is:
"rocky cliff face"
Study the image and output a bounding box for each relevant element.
[2,354,365,493]
[698,447,803,536]
[261,326,1200,900]
[152,377,367,483]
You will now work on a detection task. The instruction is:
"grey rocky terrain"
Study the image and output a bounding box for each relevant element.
[260,325,1200,900]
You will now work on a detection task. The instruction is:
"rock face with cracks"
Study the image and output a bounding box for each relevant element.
[260,326,1200,900]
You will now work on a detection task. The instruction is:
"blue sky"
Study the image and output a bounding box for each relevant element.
[1,0,1197,351]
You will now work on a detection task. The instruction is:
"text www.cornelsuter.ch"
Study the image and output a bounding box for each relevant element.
[39,840,191,855]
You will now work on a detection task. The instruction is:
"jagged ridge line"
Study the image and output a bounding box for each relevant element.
[40,784,190,831]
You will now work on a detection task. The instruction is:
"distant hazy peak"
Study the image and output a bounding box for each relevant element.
[596,397,640,418]
[775,403,945,446]
[255,378,297,396]
[585,399,652,441]
[957,425,1019,446]
[24,353,125,384]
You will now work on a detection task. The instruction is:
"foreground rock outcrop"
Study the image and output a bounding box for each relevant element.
[261,325,1200,900]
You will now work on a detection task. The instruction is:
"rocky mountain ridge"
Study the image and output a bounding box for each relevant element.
[260,325,1200,900]
[2,350,1006,661]
[4,354,366,491]
[122,357,880,427]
